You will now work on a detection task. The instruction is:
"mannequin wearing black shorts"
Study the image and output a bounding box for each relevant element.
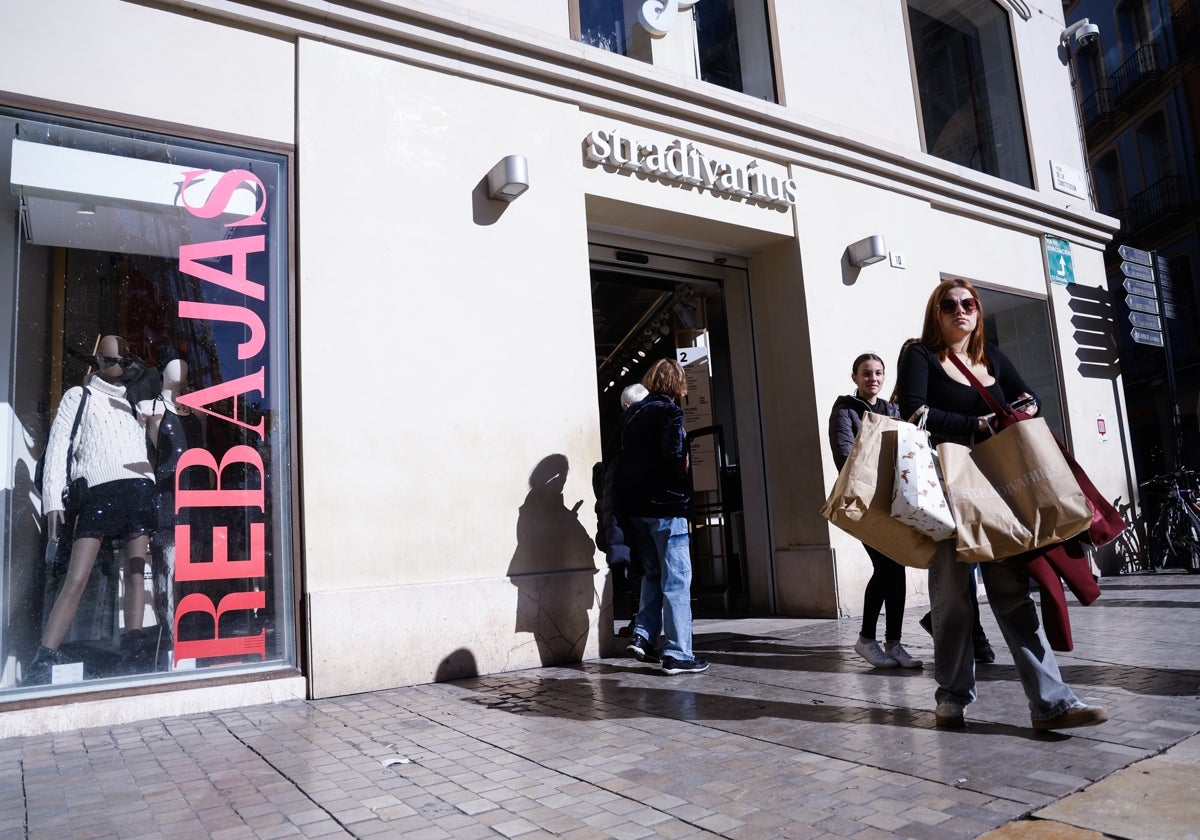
[26,335,156,685]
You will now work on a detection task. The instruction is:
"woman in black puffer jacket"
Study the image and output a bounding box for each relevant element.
[828,353,921,670]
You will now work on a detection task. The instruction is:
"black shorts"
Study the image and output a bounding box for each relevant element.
[72,478,156,541]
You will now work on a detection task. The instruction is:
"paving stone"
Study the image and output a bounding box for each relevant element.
[4,578,1200,839]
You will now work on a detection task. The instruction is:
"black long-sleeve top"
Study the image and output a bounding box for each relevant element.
[896,343,1036,446]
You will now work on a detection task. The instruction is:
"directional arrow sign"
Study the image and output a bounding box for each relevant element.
[1129,311,1163,330]
[1131,327,1164,347]
[1121,261,1155,282]
[1123,277,1157,298]
[1119,245,1152,265]
[1126,294,1160,314]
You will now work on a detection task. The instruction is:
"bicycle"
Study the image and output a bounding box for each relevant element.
[1111,496,1150,574]
[1140,469,1200,574]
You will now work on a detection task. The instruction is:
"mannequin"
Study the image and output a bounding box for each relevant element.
[136,357,206,661]
[25,335,156,685]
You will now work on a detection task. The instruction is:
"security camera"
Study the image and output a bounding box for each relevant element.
[1075,23,1100,48]
[1060,18,1100,52]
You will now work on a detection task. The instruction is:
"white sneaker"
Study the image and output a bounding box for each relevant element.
[853,636,898,668]
[883,641,923,669]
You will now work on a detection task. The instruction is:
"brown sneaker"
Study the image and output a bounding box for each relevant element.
[934,702,965,728]
[1032,703,1109,731]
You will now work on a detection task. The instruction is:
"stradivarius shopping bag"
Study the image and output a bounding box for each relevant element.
[821,411,938,569]
[937,417,1093,564]
[890,407,956,541]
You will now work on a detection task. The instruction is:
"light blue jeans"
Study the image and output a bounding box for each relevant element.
[628,516,694,660]
[928,541,1078,721]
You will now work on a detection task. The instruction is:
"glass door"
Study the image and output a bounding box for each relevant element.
[589,242,754,617]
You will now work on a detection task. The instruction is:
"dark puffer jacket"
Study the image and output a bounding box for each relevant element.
[615,393,691,518]
[827,393,901,471]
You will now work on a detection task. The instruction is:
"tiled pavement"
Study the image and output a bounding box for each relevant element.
[1,573,1198,839]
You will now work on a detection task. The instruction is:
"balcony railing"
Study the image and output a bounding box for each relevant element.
[1127,174,1186,232]
[1110,43,1162,106]
[1081,87,1114,131]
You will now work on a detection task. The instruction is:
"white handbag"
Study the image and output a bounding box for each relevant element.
[891,407,957,541]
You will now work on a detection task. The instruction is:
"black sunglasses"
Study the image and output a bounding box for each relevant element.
[938,297,979,315]
[96,355,133,367]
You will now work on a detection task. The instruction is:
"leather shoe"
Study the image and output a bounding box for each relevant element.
[1032,703,1109,731]
[973,637,996,664]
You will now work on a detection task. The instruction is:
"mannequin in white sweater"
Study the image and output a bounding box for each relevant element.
[27,335,156,685]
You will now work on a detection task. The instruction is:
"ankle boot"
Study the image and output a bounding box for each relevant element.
[973,629,996,664]
[23,646,72,686]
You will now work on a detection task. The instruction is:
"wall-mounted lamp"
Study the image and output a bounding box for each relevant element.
[1060,18,1099,54]
[487,155,529,201]
[848,235,887,268]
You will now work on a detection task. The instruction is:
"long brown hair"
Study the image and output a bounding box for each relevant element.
[920,278,989,365]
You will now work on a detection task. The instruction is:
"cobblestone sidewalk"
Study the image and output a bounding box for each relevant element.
[1,573,1197,839]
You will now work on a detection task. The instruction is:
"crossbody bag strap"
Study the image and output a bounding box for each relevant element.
[946,352,1010,419]
[65,387,90,482]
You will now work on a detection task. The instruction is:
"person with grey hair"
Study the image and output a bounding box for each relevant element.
[594,382,649,637]
[621,383,648,410]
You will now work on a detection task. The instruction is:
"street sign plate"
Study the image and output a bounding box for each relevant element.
[1126,294,1159,314]
[1160,276,1176,302]
[1123,277,1156,298]
[1155,255,1171,273]
[1129,311,1163,330]
[1121,261,1154,282]
[1044,236,1074,285]
[1119,245,1152,265]
[1131,327,1164,347]
[1164,302,1179,320]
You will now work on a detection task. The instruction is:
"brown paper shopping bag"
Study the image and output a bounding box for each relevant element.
[937,417,1093,564]
[821,411,938,569]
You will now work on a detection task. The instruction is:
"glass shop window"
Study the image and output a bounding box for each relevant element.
[0,108,295,696]
[906,0,1033,188]
[974,286,1065,439]
[577,0,777,101]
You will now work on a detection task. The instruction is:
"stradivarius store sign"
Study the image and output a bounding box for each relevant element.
[584,128,799,208]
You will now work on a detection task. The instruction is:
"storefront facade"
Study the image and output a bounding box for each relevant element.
[1,0,1132,735]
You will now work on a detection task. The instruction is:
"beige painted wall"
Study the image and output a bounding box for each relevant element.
[296,39,605,692]
[0,0,295,144]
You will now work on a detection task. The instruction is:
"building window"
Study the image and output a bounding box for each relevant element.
[576,0,776,101]
[975,287,1065,439]
[906,0,1033,188]
[1094,151,1126,218]
[1,107,295,695]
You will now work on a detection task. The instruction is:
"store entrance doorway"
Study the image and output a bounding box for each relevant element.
[589,240,760,620]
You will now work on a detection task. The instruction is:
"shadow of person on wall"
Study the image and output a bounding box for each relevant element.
[508,454,597,666]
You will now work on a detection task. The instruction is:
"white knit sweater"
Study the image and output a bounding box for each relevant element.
[41,377,153,515]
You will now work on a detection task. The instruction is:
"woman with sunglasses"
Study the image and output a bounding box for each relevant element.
[896,278,1108,732]
[829,352,921,669]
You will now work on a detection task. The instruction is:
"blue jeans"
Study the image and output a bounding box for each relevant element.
[628,516,693,660]
[928,541,1078,720]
